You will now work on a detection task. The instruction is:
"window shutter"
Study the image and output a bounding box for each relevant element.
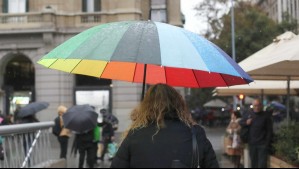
[2,0,8,13]
[82,0,87,12]
[94,0,101,12]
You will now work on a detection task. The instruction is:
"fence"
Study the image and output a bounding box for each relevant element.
[0,122,54,168]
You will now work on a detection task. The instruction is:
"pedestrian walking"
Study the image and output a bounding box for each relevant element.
[240,99,273,168]
[98,114,114,161]
[53,105,71,159]
[226,111,243,168]
[100,109,119,131]
[111,84,219,168]
[18,114,39,167]
[75,129,98,168]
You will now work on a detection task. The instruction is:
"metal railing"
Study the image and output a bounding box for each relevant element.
[0,122,54,168]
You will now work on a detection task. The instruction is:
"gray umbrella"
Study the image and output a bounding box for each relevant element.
[63,104,98,133]
[17,102,49,118]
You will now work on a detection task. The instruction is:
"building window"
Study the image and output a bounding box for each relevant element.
[151,0,167,22]
[75,75,112,113]
[2,0,28,13]
[82,0,101,12]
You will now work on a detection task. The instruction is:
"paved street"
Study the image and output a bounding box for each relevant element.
[204,127,235,168]
[49,126,234,168]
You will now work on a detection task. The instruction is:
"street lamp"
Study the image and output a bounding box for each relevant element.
[231,0,237,111]
[231,0,236,61]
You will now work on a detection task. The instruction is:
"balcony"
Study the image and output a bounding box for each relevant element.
[0,11,109,33]
[0,7,143,34]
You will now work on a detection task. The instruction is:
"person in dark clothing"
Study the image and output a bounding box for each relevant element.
[18,114,39,167]
[111,84,219,168]
[240,99,273,168]
[98,118,114,161]
[100,109,119,131]
[75,129,98,168]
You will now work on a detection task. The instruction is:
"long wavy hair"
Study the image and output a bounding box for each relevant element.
[123,84,196,138]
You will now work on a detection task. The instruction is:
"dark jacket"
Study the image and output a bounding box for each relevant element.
[240,111,273,146]
[111,119,219,168]
[98,121,114,138]
[249,111,273,146]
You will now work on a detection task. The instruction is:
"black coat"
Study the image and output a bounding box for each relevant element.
[240,110,273,146]
[111,119,219,168]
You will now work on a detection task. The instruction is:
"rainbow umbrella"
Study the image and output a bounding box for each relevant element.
[38,21,253,97]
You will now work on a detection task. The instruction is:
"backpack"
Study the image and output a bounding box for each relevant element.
[52,117,62,137]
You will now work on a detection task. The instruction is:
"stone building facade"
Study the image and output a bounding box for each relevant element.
[255,0,299,25]
[0,0,182,131]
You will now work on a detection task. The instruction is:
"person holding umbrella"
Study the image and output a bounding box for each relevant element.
[111,84,219,168]
[64,104,98,168]
[16,102,49,167]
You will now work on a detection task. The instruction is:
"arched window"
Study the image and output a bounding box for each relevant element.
[3,55,35,115]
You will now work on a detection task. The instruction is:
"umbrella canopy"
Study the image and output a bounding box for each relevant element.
[38,21,252,89]
[239,32,299,80]
[203,99,227,108]
[214,80,299,96]
[270,101,286,110]
[239,31,299,123]
[17,102,49,118]
[63,104,98,133]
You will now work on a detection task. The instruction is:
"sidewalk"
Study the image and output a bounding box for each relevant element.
[204,127,235,168]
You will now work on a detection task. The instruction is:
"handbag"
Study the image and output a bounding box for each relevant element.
[171,126,200,168]
[108,142,118,159]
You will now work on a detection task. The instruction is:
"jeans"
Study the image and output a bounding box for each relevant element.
[249,144,269,168]
[58,136,69,159]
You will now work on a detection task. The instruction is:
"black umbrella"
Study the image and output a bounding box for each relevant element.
[63,104,98,133]
[17,102,49,118]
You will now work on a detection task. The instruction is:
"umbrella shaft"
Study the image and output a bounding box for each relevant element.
[141,64,147,101]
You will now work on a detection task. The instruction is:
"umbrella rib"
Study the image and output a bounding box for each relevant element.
[132,63,138,82]
[69,60,83,74]
[164,66,167,84]
[219,73,229,87]
[192,69,201,88]
[64,25,113,61]
[99,61,109,78]
[47,59,59,68]
[135,23,147,63]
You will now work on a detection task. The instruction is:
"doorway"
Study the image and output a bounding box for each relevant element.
[3,55,35,115]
